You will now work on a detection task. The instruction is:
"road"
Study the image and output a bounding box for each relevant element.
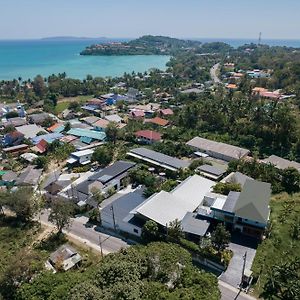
[39,209,129,254]
[219,281,256,300]
[210,63,221,84]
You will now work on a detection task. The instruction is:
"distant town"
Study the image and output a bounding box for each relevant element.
[1,35,300,300]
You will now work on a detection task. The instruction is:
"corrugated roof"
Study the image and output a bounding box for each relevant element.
[198,164,226,176]
[222,191,240,213]
[181,212,210,236]
[135,130,161,141]
[128,147,190,170]
[187,137,250,161]
[67,128,106,141]
[262,155,300,172]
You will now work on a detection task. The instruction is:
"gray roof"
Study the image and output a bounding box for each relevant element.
[1,171,18,182]
[15,166,42,186]
[222,191,240,213]
[16,124,46,139]
[3,117,27,127]
[187,137,250,160]
[262,155,300,172]
[198,164,226,176]
[234,179,271,224]
[226,172,253,187]
[128,147,190,171]
[101,189,145,227]
[41,171,61,189]
[28,112,51,123]
[181,88,203,94]
[105,114,122,123]
[181,212,210,237]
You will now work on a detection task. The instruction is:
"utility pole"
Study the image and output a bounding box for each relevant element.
[98,235,104,258]
[111,205,116,231]
[258,32,262,46]
[240,251,247,288]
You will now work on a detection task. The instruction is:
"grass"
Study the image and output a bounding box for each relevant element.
[251,192,300,297]
[54,95,93,114]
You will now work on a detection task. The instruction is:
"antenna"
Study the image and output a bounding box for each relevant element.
[258,32,262,46]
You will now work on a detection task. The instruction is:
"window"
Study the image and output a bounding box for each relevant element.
[133,229,138,234]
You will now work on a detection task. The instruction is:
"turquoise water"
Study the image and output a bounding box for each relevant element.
[0,40,170,80]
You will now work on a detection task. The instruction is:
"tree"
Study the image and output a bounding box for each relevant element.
[33,75,46,98]
[5,111,19,119]
[168,219,184,241]
[91,146,113,167]
[281,167,300,193]
[90,187,104,206]
[142,220,160,242]
[64,121,71,132]
[213,182,242,195]
[34,156,48,170]
[6,187,41,222]
[211,224,231,252]
[48,198,74,234]
[106,122,119,144]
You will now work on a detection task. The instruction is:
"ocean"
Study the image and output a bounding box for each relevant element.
[0,38,299,81]
[0,39,170,81]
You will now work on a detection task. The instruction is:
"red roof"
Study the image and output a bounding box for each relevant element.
[135,130,162,141]
[131,110,145,118]
[160,108,174,116]
[35,139,48,153]
[8,130,24,139]
[145,117,169,127]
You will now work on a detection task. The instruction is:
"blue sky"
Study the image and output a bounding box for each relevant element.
[0,0,299,39]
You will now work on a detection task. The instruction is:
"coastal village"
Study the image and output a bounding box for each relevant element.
[1,37,300,300]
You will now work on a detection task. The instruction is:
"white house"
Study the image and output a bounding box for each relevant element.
[67,149,94,165]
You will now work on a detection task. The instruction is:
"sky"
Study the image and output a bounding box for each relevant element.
[0,0,300,40]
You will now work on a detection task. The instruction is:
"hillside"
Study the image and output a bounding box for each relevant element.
[80,35,202,56]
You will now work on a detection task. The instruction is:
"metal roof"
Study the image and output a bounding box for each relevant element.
[187,137,250,160]
[67,128,106,141]
[128,147,190,171]
[234,179,271,224]
[198,164,226,176]
[222,191,240,213]
[181,212,210,237]
[262,155,300,172]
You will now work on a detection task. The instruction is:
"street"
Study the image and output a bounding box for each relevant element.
[39,209,129,254]
[219,281,256,300]
[210,62,221,84]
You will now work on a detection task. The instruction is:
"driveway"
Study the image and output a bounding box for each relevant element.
[220,234,258,288]
[210,63,221,84]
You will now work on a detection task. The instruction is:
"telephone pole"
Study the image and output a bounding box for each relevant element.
[98,235,104,258]
[240,251,247,288]
[111,205,116,231]
[258,32,262,46]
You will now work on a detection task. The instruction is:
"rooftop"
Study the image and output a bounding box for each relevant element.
[67,128,106,141]
[187,136,250,161]
[135,130,162,141]
[128,147,190,171]
[262,155,300,172]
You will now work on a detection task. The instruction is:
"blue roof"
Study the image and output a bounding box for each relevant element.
[67,128,106,141]
[32,133,64,144]
[80,136,93,144]
[53,125,65,133]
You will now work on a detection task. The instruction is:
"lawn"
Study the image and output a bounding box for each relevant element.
[251,192,300,297]
[54,95,93,114]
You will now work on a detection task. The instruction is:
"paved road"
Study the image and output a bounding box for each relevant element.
[210,63,221,84]
[39,209,129,254]
[219,281,256,300]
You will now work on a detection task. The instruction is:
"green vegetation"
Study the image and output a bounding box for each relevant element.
[80,35,202,56]
[213,182,242,195]
[251,193,300,299]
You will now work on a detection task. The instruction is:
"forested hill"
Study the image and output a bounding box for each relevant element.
[80,35,202,56]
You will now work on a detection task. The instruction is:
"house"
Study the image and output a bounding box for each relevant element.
[125,175,215,237]
[126,87,141,102]
[48,244,82,272]
[31,139,48,154]
[16,124,46,139]
[101,188,146,233]
[15,166,42,186]
[144,117,169,127]
[42,171,73,197]
[197,164,226,181]
[2,131,24,147]
[3,144,29,156]
[47,123,65,133]
[32,133,64,145]
[198,179,271,239]
[261,155,300,172]
[67,149,94,166]
[2,117,27,128]
[67,128,106,144]
[20,152,38,163]
[93,119,110,131]
[247,70,270,79]
[127,147,190,172]
[0,171,18,187]
[186,137,250,162]
[221,172,253,187]
[159,108,174,117]
[63,161,136,207]
[130,110,145,119]
[135,130,162,144]
[82,116,100,126]
[28,112,52,125]
[104,114,122,124]
[226,83,238,90]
